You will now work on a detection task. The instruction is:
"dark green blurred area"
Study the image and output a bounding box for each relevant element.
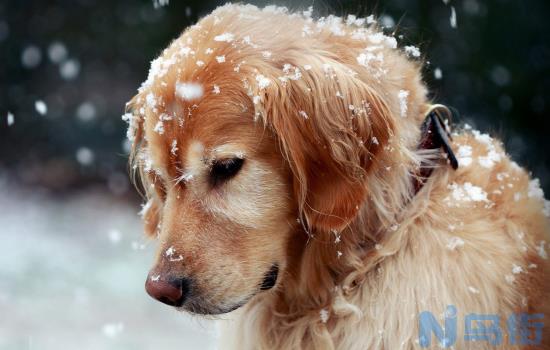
[0,0,549,196]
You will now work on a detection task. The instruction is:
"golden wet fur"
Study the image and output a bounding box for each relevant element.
[125,4,550,349]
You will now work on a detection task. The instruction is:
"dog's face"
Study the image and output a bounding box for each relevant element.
[127,4,424,315]
[134,78,299,313]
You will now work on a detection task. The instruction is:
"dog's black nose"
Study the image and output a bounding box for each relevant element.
[145,274,189,307]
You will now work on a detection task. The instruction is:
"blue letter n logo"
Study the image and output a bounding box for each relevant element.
[419,305,457,348]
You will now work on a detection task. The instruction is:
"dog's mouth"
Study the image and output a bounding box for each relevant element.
[175,264,279,315]
[259,263,279,290]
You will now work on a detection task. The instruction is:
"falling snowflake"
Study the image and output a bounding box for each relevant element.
[434,67,443,80]
[35,100,47,115]
[48,41,68,63]
[450,6,457,28]
[102,322,124,338]
[6,111,14,126]
[152,0,169,9]
[76,147,95,166]
[108,229,122,244]
[21,45,42,69]
[59,58,80,80]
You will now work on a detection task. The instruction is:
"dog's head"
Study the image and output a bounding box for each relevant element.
[126,5,426,314]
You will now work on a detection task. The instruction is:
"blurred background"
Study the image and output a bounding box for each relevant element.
[0,0,548,349]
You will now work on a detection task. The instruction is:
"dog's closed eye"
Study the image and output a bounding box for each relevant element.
[210,157,244,187]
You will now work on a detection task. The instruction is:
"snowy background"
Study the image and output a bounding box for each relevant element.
[0,0,549,349]
[0,176,217,349]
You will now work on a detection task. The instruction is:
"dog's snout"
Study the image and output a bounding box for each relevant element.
[145,274,189,307]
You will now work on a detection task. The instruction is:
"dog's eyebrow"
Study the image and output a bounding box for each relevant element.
[211,144,247,160]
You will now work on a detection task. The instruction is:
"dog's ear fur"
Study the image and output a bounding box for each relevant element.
[251,59,395,232]
[142,198,161,237]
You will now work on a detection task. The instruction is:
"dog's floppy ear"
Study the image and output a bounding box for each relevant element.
[126,97,163,239]
[251,60,395,232]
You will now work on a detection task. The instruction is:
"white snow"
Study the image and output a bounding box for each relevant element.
[320,308,330,323]
[60,58,80,80]
[196,60,205,67]
[212,84,221,94]
[7,111,14,126]
[261,51,272,58]
[175,82,204,101]
[153,120,165,134]
[366,15,376,24]
[478,149,501,168]
[171,140,178,155]
[467,286,480,294]
[0,185,217,349]
[48,41,68,63]
[215,55,226,63]
[214,32,235,42]
[450,6,457,28]
[35,100,48,115]
[76,147,95,166]
[398,90,409,118]
[456,145,473,167]
[121,112,139,142]
[472,130,502,168]
[536,241,547,260]
[511,264,523,274]
[165,246,175,257]
[21,45,42,68]
[404,45,421,58]
[76,102,96,122]
[527,179,545,199]
[298,111,309,119]
[434,67,443,80]
[150,274,161,282]
[446,236,465,251]
[445,182,490,206]
[152,0,169,8]
[108,229,122,244]
[367,32,397,48]
[102,322,124,338]
[255,74,271,89]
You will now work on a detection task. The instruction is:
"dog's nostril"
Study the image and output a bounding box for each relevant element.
[145,274,189,307]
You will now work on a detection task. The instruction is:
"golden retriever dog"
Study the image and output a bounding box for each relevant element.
[124,4,550,349]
